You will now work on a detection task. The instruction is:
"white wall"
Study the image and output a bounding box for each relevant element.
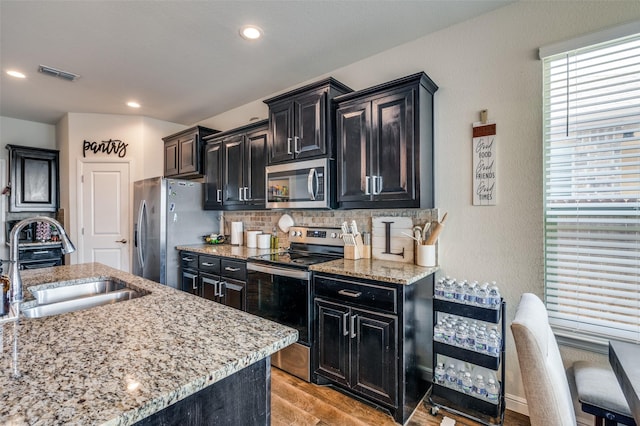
[195,1,640,420]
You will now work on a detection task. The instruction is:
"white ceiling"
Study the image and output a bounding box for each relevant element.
[0,0,513,126]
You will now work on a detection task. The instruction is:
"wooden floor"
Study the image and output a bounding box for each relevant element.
[271,368,530,426]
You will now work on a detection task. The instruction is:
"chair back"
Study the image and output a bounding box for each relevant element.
[511,293,576,426]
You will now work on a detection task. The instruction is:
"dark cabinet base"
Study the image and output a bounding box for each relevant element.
[134,358,270,426]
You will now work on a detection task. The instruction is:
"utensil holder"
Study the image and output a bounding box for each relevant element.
[344,234,364,260]
[416,244,436,267]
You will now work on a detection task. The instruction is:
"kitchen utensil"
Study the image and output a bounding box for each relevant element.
[422,222,431,238]
[425,212,448,245]
[412,225,423,243]
[341,221,350,235]
[401,231,422,244]
[350,220,359,236]
[277,214,294,233]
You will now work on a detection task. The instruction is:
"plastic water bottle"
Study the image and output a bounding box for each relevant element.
[466,326,476,350]
[443,324,455,344]
[455,325,468,347]
[487,332,501,357]
[475,330,487,353]
[461,372,473,394]
[434,363,446,385]
[486,378,500,403]
[445,364,457,388]
[464,281,477,305]
[488,283,501,309]
[443,279,455,300]
[456,364,468,391]
[435,278,445,299]
[434,321,445,342]
[474,283,490,307]
[454,280,466,302]
[472,375,487,398]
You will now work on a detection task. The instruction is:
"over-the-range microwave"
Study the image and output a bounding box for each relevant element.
[265,158,333,209]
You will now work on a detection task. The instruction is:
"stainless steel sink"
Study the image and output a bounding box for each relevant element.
[22,279,145,318]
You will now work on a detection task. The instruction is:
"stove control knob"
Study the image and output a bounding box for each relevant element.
[330,232,338,239]
[290,231,296,238]
[296,231,303,237]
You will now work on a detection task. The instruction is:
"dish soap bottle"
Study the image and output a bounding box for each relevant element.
[271,227,279,250]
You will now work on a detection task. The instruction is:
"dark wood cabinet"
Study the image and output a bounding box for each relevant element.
[314,272,434,424]
[264,78,351,164]
[180,251,246,311]
[335,72,438,209]
[6,145,59,212]
[203,120,268,211]
[163,126,218,178]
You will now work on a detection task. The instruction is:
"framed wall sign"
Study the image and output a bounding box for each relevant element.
[472,120,497,206]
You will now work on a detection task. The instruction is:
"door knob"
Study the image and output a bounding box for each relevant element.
[115,239,127,244]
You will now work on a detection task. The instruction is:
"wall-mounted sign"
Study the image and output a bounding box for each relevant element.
[83,139,128,158]
[472,122,497,206]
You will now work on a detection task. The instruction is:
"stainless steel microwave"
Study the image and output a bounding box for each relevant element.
[265,158,333,209]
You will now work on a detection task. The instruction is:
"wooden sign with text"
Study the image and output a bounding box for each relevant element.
[472,122,496,205]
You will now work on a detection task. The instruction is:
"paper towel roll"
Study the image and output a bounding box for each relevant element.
[231,222,243,245]
[246,231,262,248]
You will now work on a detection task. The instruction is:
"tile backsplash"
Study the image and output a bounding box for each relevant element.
[222,209,439,249]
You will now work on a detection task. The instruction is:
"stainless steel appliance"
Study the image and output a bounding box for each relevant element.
[133,177,221,288]
[247,226,343,381]
[265,158,333,209]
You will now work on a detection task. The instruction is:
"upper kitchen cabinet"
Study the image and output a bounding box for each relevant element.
[6,145,59,212]
[335,72,438,209]
[264,78,352,164]
[163,126,218,178]
[203,120,268,210]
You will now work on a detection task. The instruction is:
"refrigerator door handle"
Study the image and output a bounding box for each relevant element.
[137,199,147,270]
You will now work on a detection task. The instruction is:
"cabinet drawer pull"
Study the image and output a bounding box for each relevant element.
[343,312,349,336]
[350,314,357,339]
[201,262,216,267]
[182,257,195,262]
[225,266,241,272]
[338,289,362,298]
[31,251,51,255]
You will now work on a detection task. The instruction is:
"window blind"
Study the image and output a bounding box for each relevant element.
[542,32,640,344]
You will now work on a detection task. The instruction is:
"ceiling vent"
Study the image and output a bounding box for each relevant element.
[38,65,79,81]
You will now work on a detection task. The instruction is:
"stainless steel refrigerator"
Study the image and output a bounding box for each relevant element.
[133,177,221,288]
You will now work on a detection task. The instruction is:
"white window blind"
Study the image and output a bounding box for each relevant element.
[542,32,640,344]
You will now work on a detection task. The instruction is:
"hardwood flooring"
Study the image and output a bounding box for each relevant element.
[271,368,530,426]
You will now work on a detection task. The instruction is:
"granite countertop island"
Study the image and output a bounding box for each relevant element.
[0,263,298,425]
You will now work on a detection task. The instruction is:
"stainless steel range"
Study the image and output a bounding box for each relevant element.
[246,226,343,381]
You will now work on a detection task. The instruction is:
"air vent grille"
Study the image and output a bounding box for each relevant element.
[38,65,79,81]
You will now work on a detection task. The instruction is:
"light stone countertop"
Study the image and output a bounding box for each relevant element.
[177,244,438,285]
[0,263,298,426]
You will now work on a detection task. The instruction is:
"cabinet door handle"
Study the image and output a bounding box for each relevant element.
[343,312,349,336]
[216,189,222,203]
[224,266,241,272]
[374,175,384,195]
[244,187,250,201]
[287,137,293,155]
[338,289,362,298]
[365,176,371,195]
[294,136,301,154]
[218,281,226,298]
[201,262,215,267]
[238,187,244,201]
[350,314,357,339]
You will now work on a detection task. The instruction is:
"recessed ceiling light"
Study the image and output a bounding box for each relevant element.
[6,70,26,79]
[239,25,263,40]
[127,101,141,108]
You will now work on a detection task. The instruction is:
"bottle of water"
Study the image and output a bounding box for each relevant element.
[434,321,445,342]
[472,374,487,398]
[443,324,455,344]
[445,364,457,388]
[461,372,473,394]
[435,278,445,299]
[475,330,488,353]
[486,378,500,403]
[488,283,501,309]
[474,283,490,307]
[443,279,455,300]
[455,325,468,348]
[464,281,477,305]
[454,280,466,302]
[466,326,476,350]
[487,332,501,357]
[456,364,468,391]
[434,363,446,385]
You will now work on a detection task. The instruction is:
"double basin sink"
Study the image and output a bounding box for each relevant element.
[22,279,146,318]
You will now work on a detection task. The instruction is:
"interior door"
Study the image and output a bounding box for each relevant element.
[80,162,130,270]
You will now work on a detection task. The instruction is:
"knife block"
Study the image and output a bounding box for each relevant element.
[344,234,365,260]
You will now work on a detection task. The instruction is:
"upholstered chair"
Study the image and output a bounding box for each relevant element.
[511,293,635,426]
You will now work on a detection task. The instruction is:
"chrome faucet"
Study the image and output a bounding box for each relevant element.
[8,216,76,303]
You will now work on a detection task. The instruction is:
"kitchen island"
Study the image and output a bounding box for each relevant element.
[0,263,298,425]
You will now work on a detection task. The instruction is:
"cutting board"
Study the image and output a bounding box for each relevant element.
[372,217,414,263]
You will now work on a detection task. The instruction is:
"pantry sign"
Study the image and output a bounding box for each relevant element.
[82,139,128,158]
[472,122,497,206]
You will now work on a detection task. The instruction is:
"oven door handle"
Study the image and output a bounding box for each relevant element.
[247,262,311,281]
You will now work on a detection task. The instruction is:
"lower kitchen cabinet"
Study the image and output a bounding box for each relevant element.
[180,251,246,311]
[313,273,433,424]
